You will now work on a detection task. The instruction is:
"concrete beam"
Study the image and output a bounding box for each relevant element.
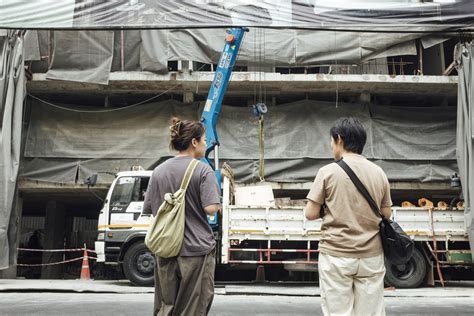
[28,72,458,97]
[18,180,109,193]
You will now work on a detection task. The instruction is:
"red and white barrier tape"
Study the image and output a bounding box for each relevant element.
[17,247,96,253]
[16,256,98,267]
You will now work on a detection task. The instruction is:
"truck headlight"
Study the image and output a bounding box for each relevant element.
[97,232,105,241]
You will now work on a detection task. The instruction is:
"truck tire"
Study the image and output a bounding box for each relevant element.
[384,247,426,289]
[122,241,155,286]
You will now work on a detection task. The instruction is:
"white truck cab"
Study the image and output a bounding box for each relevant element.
[95,170,154,285]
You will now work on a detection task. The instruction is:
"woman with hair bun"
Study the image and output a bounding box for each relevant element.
[143,117,221,316]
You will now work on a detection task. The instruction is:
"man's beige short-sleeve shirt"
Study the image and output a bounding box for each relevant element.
[307,153,392,258]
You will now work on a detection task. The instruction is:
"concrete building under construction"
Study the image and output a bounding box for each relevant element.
[0,1,473,283]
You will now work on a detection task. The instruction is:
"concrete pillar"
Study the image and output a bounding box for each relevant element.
[0,193,22,279]
[41,201,66,279]
[359,91,371,105]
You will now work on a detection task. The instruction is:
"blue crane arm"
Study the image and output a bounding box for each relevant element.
[201,27,247,179]
[200,27,247,226]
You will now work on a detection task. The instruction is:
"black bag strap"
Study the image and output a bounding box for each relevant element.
[336,159,385,219]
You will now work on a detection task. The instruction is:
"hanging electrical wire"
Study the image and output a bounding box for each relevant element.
[27,89,177,114]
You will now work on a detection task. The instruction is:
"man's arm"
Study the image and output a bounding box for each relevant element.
[304,200,322,220]
[381,206,392,219]
[380,173,393,219]
[305,169,325,220]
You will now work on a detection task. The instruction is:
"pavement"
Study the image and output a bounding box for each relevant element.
[0,280,473,315]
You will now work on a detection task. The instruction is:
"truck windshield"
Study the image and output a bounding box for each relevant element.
[110,176,148,206]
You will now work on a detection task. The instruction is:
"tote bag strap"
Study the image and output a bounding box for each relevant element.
[336,159,385,219]
[179,159,200,191]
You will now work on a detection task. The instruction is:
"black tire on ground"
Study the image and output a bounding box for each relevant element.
[384,247,427,289]
[122,241,155,286]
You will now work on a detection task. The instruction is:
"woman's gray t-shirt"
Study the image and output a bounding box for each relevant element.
[143,156,220,256]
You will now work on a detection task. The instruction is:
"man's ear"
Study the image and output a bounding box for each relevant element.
[337,135,343,145]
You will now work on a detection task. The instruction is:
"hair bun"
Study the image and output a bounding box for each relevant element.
[169,117,182,138]
[170,117,181,126]
[168,118,205,152]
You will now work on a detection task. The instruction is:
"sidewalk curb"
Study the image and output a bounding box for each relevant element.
[1,280,473,298]
[0,280,153,294]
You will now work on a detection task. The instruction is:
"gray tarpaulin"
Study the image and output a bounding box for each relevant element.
[139,30,169,73]
[218,101,457,161]
[455,41,474,258]
[24,100,456,160]
[23,31,41,62]
[166,29,422,66]
[111,30,141,72]
[46,31,114,85]
[21,98,457,185]
[143,29,422,66]
[24,100,198,159]
[21,28,458,84]
[371,105,456,160]
[0,31,25,270]
[217,101,373,159]
[30,31,50,74]
[166,28,298,66]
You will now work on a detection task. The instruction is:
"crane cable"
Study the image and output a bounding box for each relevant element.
[259,28,266,182]
[256,28,266,182]
[258,111,265,182]
[250,28,266,182]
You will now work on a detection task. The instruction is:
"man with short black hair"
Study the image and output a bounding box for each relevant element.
[304,117,392,316]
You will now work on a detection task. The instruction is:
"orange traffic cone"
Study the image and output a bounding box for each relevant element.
[80,247,91,280]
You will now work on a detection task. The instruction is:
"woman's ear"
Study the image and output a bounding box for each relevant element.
[191,138,198,148]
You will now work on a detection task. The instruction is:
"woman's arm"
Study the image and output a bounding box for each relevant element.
[204,203,220,215]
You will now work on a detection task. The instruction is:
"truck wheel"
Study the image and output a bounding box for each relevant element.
[384,247,426,289]
[122,242,155,286]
